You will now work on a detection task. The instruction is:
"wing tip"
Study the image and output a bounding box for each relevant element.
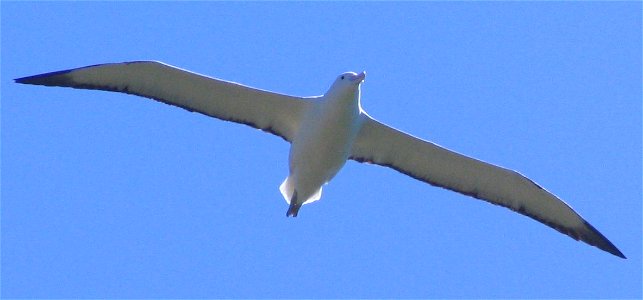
[579,220,626,259]
[14,61,163,87]
[15,69,74,86]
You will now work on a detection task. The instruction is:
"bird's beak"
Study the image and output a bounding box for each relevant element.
[354,71,366,83]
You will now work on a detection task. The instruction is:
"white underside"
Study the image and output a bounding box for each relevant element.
[279,176,322,205]
[278,90,362,206]
[16,61,622,256]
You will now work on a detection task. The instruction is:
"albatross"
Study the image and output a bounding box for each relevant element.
[15,61,625,258]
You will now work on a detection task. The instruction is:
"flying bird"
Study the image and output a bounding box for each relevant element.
[15,61,625,258]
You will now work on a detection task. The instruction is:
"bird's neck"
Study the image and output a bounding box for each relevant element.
[323,87,362,114]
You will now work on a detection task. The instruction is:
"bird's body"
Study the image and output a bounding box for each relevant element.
[15,61,625,258]
[282,72,365,216]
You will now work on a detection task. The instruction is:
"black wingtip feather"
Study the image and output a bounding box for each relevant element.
[14,69,75,86]
[14,61,155,86]
[15,68,73,86]
[580,220,626,259]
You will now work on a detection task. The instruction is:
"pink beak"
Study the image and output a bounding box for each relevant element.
[354,71,366,83]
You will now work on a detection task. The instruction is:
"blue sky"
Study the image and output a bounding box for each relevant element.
[2,2,641,298]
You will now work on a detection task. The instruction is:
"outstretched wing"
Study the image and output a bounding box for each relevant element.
[350,114,625,258]
[15,61,314,142]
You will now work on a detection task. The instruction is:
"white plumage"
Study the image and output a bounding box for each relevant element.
[15,61,625,258]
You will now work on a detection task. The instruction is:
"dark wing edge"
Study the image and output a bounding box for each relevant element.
[350,115,625,259]
[15,61,314,142]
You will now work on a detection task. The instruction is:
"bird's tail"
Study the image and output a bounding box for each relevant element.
[280,176,323,217]
[286,191,301,217]
[280,176,295,204]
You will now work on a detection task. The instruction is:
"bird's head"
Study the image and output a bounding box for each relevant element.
[325,71,366,100]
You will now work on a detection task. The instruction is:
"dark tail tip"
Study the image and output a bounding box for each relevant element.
[286,206,299,217]
[286,190,300,217]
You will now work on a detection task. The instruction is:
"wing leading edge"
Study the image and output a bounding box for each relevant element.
[15,61,314,142]
[350,115,625,258]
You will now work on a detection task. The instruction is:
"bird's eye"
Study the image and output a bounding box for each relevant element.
[341,75,345,80]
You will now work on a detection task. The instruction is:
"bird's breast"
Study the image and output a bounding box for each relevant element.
[288,99,362,191]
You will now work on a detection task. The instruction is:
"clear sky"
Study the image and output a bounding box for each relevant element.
[2,2,641,299]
